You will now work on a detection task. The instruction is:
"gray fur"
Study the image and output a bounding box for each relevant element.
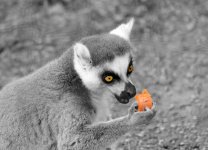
[0,32,156,150]
[81,34,132,66]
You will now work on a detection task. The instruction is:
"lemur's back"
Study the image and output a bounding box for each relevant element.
[0,61,59,149]
[0,49,93,150]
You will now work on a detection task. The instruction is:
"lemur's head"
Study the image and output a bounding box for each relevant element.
[73,18,136,104]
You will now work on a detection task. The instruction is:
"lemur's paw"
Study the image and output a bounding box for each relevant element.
[128,101,157,126]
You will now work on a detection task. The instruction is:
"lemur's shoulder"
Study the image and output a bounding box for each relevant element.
[0,48,89,105]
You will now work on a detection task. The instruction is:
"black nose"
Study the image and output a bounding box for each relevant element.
[124,82,136,98]
[114,82,136,104]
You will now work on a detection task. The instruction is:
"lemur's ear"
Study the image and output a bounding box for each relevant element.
[73,43,92,69]
[110,18,135,41]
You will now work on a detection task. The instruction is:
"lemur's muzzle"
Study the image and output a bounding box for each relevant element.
[115,82,136,104]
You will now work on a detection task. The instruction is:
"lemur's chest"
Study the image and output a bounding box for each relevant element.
[90,90,113,123]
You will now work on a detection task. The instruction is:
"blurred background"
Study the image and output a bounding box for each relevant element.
[0,0,208,149]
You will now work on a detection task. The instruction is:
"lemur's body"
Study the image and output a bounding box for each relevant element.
[0,19,156,150]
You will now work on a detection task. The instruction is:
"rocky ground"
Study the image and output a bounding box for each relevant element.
[0,0,208,149]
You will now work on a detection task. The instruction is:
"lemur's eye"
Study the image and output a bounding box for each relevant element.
[104,76,113,82]
[128,65,134,73]
[101,71,120,84]
[127,58,134,76]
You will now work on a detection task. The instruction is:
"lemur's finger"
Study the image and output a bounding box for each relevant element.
[145,107,151,112]
[128,102,137,117]
[144,107,153,115]
[151,101,157,114]
[128,107,134,116]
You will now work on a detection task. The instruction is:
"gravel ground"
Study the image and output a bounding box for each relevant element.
[0,0,208,149]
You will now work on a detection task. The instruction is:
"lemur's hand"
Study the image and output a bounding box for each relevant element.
[128,101,156,127]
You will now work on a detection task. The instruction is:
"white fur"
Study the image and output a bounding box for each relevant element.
[74,46,132,123]
[91,89,113,123]
[73,43,102,91]
[74,45,132,95]
[104,53,131,95]
[74,44,113,123]
[74,47,113,122]
[105,53,130,82]
[74,43,92,69]
[110,18,135,41]
[73,43,132,92]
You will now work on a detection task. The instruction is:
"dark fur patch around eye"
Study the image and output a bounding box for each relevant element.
[127,58,133,76]
[101,71,120,84]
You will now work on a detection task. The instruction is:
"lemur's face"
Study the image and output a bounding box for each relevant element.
[99,53,136,104]
[73,18,136,104]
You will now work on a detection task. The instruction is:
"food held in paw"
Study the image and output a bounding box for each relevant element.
[135,89,153,112]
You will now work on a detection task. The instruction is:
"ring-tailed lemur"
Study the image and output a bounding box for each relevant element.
[0,18,156,150]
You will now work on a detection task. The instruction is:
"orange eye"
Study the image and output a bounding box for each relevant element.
[128,65,134,73]
[104,76,113,82]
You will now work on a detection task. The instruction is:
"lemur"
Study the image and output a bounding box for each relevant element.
[0,18,156,150]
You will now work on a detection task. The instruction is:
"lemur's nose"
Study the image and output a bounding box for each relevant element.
[114,82,136,104]
[124,82,136,98]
